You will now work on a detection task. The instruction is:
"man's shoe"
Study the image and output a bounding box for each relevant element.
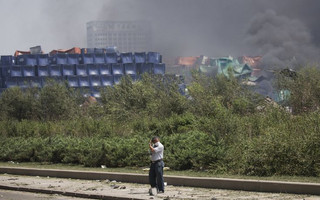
[150,187,157,196]
[158,190,164,193]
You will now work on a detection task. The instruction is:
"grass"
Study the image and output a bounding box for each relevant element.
[0,162,319,184]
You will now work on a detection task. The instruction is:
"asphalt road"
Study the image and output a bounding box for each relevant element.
[1,174,320,200]
[0,189,91,200]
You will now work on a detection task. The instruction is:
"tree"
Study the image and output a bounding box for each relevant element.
[188,71,260,116]
[101,74,188,121]
[38,81,79,120]
[0,87,39,121]
[276,67,320,114]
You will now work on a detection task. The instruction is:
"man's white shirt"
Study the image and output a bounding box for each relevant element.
[151,142,164,161]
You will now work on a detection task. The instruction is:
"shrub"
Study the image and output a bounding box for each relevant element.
[276,66,320,114]
[38,81,80,121]
[1,68,320,177]
[164,131,226,170]
[0,87,39,121]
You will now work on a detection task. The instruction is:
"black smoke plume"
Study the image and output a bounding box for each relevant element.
[245,10,320,69]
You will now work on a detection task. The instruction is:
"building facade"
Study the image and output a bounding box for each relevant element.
[87,21,152,52]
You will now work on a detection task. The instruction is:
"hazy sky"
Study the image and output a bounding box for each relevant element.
[0,0,319,66]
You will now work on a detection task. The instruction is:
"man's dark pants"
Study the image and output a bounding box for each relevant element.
[149,160,164,192]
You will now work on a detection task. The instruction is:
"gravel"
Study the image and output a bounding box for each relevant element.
[0,174,319,200]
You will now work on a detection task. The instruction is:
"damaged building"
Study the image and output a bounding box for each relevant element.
[0,46,165,98]
[166,54,289,103]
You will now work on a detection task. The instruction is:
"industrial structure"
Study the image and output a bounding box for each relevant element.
[0,47,165,98]
[166,55,288,102]
[87,21,152,53]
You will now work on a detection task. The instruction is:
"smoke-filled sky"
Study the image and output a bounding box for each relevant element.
[0,0,319,67]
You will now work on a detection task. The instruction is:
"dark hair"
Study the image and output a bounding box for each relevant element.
[151,136,160,142]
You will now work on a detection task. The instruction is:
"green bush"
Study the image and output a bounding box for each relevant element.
[1,70,320,177]
[38,81,80,121]
[276,66,320,114]
[0,87,39,121]
[164,131,226,170]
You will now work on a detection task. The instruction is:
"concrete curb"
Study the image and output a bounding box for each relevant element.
[1,167,320,196]
[0,184,144,200]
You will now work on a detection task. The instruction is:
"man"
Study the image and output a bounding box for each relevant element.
[149,136,164,194]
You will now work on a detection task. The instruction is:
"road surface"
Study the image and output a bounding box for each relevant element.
[0,189,91,200]
[0,174,320,200]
